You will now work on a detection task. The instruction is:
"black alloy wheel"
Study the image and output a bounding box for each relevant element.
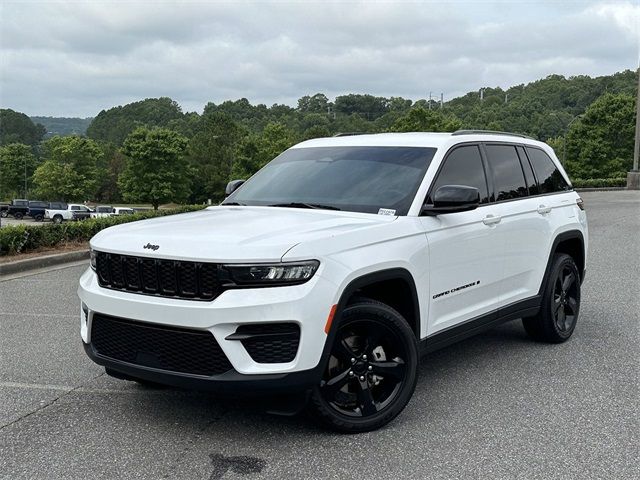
[553,264,579,333]
[523,253,581,343]
[309,298,418,432]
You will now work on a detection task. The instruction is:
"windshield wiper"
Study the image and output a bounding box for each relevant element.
[268,202,341,211]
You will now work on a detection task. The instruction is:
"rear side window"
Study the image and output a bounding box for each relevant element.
[428,145,489,204]
[517,146,539,196]
[525,147,571,194]
[485,145,528,201]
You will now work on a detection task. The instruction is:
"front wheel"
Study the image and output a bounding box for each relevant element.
[523,253,581,343]
[53,215,63,224]
[308,298,418,432]
[14,212,23,220]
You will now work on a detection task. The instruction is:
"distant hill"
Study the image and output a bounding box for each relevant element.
[30,116,93,138]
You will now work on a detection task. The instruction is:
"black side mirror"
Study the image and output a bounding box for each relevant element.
[225,179,246,196]
[421,185,480,216]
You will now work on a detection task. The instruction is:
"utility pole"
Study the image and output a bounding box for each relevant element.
[628,66,640,189]
[428,92,432,110]
[480,88,484,103]
[505,93,508,104]
[24,159,27,198]
[440,93,444,109]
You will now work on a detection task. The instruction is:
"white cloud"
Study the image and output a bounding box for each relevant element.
[0,0,637,117]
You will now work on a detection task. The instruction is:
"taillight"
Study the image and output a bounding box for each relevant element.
[576,198,585,211]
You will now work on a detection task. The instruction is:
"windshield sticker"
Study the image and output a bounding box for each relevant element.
[378,208,396,216]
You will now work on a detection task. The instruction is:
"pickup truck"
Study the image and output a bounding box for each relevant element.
[1,199,30,219]
[45,203,93,224]
[26,200,51,222]
[90,206,114,218]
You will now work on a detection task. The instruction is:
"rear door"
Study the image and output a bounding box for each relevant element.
[419,144,506,335]
[482,143,551,306]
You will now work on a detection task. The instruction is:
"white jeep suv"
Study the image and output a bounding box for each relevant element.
[78,130,588,432]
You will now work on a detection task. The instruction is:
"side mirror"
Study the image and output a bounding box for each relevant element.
[421,185,480,216]
[225,179,246,196]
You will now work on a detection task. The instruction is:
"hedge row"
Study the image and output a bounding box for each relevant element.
[572,177,627,188]
[0,206,205,256]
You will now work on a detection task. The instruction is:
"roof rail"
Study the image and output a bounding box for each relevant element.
[452,129,534,140]
[333,132,368,137]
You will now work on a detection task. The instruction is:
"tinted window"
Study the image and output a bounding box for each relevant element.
[70,205,80,211]
[428,145,489,204]
[49,202,66,210]
[29,201,48,208]
[517,147,539,195]
[225,146,437,215]
[526,147,570,194]
[485,145,528,201]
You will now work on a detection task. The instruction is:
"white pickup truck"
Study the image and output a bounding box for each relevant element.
[45,204,93,224]
[90,206,114,219]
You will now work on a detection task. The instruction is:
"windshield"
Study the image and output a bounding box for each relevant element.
[223,146,436,215]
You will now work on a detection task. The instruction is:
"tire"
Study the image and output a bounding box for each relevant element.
[14,212,23,220]
[34,214,43,222]
[308,297,418,433]
[523,253,581,343]
[0,211,7,218]
[53,215,63,224]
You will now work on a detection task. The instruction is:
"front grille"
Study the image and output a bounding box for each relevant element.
[95,252,223,300]
[236,323,300,363]
[91,313,233,376]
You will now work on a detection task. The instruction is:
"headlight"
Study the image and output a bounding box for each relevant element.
[225,260,319,286]
[90,249,97,270]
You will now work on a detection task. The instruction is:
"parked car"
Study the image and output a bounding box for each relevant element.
[27,200,50,222]
[2,199,29,219]
[91,206,114,218]
[45,203,93,224]
[79,130,588,432]
[112,207,134,216]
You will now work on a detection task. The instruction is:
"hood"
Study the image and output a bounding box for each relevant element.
[90,206,396,262]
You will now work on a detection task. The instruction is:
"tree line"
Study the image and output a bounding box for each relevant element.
[0,69,636,206]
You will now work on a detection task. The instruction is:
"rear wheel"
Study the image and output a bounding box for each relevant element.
[14,212,23,220]
[53,215,63,224]
[34,214,43,222]
[523,253,581,343]
[308,298,418,432]
[0,211,7,218]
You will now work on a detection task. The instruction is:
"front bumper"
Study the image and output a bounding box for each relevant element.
[78,267,338,389]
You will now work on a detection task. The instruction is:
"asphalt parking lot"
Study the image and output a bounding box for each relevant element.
[1,191,638,480]
[0,217,47,228]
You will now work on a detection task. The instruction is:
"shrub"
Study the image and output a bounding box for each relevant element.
[0,205,205,256]
[571,177,627,188]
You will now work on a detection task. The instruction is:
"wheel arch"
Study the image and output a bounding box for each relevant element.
[336,268,421,339]
[539,230,586,296]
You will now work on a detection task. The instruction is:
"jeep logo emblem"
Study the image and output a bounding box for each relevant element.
[143,243,160,251]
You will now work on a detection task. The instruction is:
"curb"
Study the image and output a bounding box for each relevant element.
[0,250,90,276]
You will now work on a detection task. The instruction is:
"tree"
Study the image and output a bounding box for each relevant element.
[86,97,184,145]
[0,109,46,146]
[297,93,330,114]
[334,94,389,120]
[565,93,635,179]
[0,143,37,199]
[254,122,297,167]
[119,127,190,209]
[32,136,102,201]
[187,112,247,203]
[390,107,462,132]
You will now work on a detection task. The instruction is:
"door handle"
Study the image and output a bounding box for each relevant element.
[482,214,501,225]
[537,205,552,215]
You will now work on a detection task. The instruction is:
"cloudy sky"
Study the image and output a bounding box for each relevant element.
[1,0,638,117]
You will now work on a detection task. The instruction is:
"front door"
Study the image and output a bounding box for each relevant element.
[418,144,505,335]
